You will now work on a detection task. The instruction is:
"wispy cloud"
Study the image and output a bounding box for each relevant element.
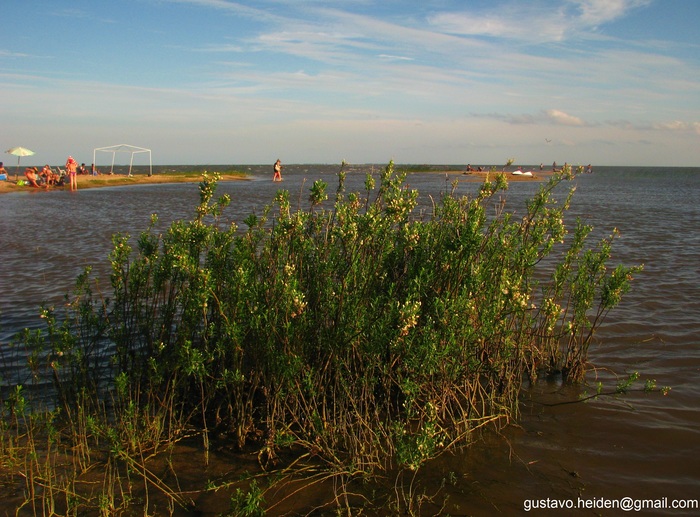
[574,0,652,27]
[378,54,414,62]
[474,110,589,126]
[0,50,32,58]
[653,120,700,134]
[190,44,245,53]
[2,0,698,165]
[427,0,652,42]
[162,0,281,22]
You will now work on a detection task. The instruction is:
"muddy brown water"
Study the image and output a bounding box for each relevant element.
[1,165,698,515]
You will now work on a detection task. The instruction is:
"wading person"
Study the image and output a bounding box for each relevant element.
[273,159,282,182]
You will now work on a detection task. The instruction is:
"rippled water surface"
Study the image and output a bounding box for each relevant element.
[1,165,698,513]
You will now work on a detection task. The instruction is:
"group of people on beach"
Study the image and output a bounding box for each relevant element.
[15,156,102,191]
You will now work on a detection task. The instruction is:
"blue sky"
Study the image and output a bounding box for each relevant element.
[2,0,699,167]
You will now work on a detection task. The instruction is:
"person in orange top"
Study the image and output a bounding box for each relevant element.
[66,156,78,191]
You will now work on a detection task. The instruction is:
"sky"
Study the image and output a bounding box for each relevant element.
[1,0,699,167]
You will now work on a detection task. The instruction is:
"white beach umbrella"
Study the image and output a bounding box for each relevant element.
[5,146,35,171]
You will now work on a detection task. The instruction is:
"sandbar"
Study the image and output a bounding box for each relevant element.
[0,168,552,195]
[434,169,554,182]
[0,172,248,195]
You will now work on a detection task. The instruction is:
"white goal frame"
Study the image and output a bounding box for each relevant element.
[93,144,152,176]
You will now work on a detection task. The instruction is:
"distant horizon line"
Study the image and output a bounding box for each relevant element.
[3,162,697,169]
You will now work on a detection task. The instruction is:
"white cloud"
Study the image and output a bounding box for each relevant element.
[572,0,652,27]
[545,109,587,126]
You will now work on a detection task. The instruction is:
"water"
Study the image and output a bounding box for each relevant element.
[1,165,699,514]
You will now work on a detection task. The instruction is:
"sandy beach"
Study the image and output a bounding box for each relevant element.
[0,171,249,195]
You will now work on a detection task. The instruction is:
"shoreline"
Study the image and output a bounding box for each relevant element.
[0,168,552,195]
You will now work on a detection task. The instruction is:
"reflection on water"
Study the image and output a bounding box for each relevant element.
[1,165,698,513]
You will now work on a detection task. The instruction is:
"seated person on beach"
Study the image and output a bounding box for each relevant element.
[40,165,58,187]
[91,163,100,175]
[0,162,7,180]
[55,169,66,186]
[78,163,89,175]
[24,167,41,188]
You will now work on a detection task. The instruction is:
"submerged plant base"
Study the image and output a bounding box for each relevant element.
[0,163,641,515]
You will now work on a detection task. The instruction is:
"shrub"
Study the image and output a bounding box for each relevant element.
[1,163,641,514]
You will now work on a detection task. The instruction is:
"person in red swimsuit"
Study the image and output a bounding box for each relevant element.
[66,156,78,191]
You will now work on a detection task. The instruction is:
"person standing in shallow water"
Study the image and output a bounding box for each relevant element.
[273,159,282,182]
[66,156,78,191]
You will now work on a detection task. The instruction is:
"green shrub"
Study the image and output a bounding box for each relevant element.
[1,163,642,514]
